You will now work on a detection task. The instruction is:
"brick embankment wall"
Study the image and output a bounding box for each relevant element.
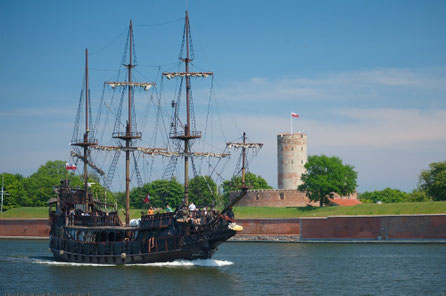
[236,219,300,235]
[1,215,446,241]
[299,215,446,240]
[0,219,50,238]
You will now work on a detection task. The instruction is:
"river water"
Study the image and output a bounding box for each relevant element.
[0,239,445,295]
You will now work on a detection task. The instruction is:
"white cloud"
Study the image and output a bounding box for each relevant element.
[216,67,446,104]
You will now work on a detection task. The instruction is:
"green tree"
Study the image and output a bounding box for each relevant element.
[407,189,430,202]
[129,178,184,210]
[189,176,219,207]
[222,172,272,206]
[418,161,446,201]
[298,155,358,207]
[26,160,83,206]
[359,188,408,203]
[0,173,29,210]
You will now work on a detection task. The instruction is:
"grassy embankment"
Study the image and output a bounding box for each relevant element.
[1,202,446,219]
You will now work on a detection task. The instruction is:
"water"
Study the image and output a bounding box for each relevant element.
[0,240,445,296]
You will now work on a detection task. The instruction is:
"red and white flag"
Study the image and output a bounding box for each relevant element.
[65,163,77,170]
[143,192,150,204]
[291,112,299,118]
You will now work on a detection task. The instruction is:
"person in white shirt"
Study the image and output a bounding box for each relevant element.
[188,202,196,212]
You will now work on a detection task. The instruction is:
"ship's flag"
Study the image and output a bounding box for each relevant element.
[65,163,77,170]
[291,112,299,118]
[144,192,150,204]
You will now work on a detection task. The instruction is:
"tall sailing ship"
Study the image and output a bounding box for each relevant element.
[48,11,263,264]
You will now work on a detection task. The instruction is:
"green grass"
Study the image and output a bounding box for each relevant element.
[0,207,49,219]
[232,201,446,218]
[1,202,446,219]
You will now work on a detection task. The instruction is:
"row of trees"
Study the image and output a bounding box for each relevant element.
[359,161,446,203]
[1,160,272,211]
[299,155,446,206]
[1,160,109,210]
[2,157,444,211]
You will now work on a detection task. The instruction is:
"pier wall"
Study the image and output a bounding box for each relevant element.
[0,219,50,238]
[237,215,446,241]
[1,215,446,241]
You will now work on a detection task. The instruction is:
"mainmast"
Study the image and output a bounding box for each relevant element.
[103,21,156,225]
[163,11,213,207]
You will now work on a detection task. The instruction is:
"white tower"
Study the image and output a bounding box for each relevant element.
[277,133,307,189]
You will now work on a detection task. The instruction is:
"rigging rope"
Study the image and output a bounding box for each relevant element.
[135,17,185,27]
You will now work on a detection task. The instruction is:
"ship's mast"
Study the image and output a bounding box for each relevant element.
[84,49,89,211]
[103,21,156,225]
[163,11,231,207]
[226,133,263,189]
[72,49,98,212]
[184,11,191,205]
[124,20,135,226]
[241,132,247,187]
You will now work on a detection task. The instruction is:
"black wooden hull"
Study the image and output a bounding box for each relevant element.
[49,230,234,265]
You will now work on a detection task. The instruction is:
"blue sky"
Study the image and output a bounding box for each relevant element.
[1,0,445,192]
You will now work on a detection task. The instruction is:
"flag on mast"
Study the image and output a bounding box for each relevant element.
[143,193,150,204]
[291,112,299,118]
[65,163,77,170]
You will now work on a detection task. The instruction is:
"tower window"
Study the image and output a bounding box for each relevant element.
[301,147,303,151]
[291,147,294,151]
[280,193,285,200]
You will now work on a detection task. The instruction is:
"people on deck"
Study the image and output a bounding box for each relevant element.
[166,205,173,213]
[147,206,154,215]
[188,202,196,212]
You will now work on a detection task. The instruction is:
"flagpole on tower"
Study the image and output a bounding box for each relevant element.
[290,112,293,134]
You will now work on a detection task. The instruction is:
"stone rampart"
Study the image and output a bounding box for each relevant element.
[232,189,357,207]
[1,215,445,241]
[0,219,50,237]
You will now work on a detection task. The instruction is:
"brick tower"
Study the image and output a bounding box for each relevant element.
[277,133,307,189]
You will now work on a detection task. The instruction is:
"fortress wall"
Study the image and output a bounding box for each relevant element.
[236,219,301,235]
[232,190,358,208]
[300,215,446,240]
[234,189,319,207]
[0,219,50,237]
[1,215,445,240]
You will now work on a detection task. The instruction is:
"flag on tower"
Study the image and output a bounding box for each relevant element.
[291,112,299,118]
[143,192,150,204]
[65,163,77,170]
